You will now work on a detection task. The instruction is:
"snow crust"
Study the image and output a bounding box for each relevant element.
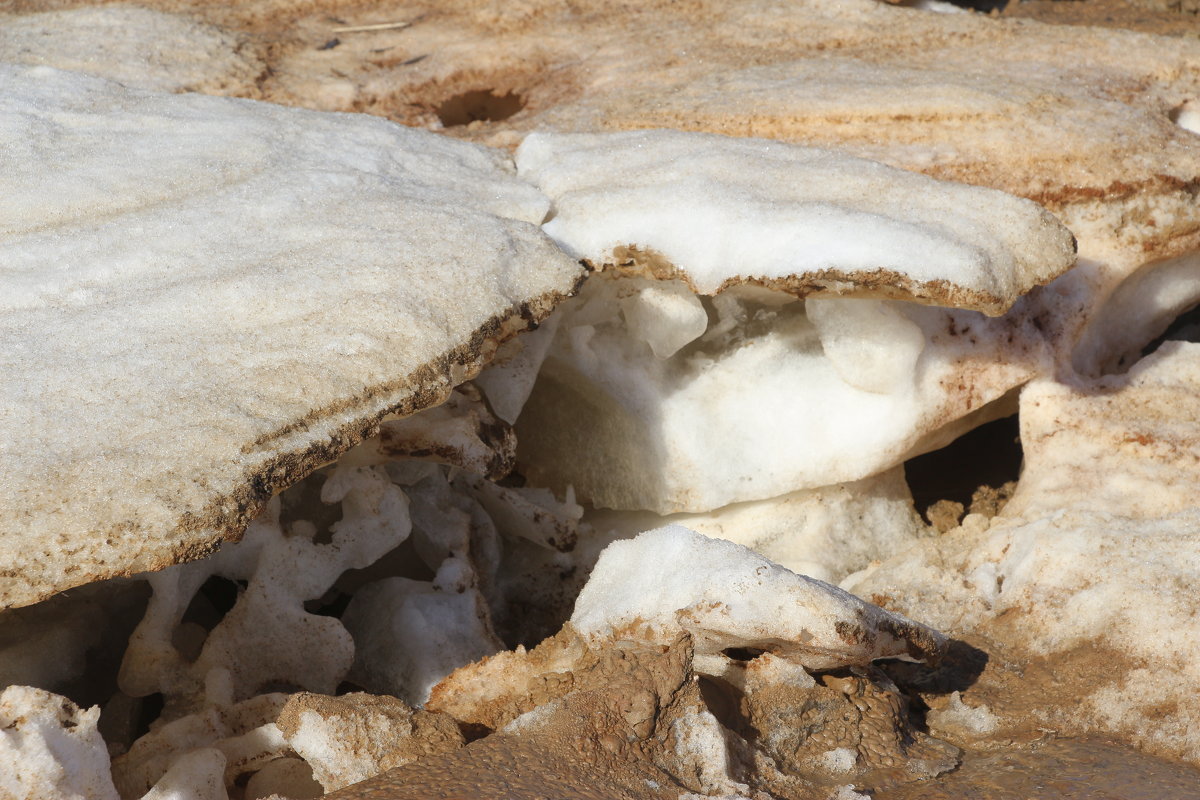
[517,129,1075,311]
[0,6,261,94]
[571,526,946,670]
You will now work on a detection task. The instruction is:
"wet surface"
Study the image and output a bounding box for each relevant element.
[327,734,1200,800]
[323,730,677,800]
[877,738,1200,800]
[1002,0,1200,38]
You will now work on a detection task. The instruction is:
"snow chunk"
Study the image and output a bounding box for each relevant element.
[0,686,118,800]
[1071,251,1200,376]
[276,692,463,792]
[845,344,1200,762]
[1011,340,1200,522]
[927,692,998,737]
[474,315,562,424]
[344,385,516,480]
[140,748,227,800]
[0,64,582,609]
[570,526,947,670]
[517,129,1075,313]
[620,281,709,359]
[807,298,925,394]
[112,695,290,798]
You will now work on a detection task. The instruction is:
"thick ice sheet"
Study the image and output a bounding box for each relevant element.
[0,65,582,609]
[518,274,1038,513]
[518,130,1076,315]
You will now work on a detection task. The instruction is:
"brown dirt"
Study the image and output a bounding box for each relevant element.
[876,737,1200,800]
[360,630,708,799]
[322,726,681,800]
[1003,0,1200,38]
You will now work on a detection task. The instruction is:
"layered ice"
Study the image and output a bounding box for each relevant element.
[517,130,1075,312]
[585,466,927,584]
[0,63,582,609]
[511,129,1072,513]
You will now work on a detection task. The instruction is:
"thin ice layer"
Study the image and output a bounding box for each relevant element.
[517,129,1075,314]
[0,64,583,609]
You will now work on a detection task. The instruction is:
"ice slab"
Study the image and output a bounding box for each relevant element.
[0,64,582,609]
[518,129,1076,315]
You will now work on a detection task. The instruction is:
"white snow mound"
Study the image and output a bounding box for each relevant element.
[570,525,946,671]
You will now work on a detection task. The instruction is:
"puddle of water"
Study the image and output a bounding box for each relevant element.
[876,737,1200,800]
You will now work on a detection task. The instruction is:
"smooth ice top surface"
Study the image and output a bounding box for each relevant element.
[517,129,1076,314]
[571,525,946,670]
[0,65,583,609]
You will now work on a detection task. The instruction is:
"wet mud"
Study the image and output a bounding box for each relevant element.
[877,738,1200,800]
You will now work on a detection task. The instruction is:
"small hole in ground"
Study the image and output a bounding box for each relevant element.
[905,415,1022,531]
[436,89,524,127]
[697,675,755,741]
[722,647,766,662]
